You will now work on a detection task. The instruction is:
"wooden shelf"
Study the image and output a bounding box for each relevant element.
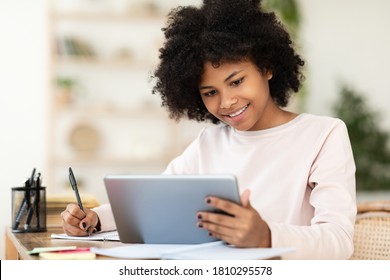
[52,11,165,22]
[54,56,157,70]
[52,105,169,119]
[52,156,171,167]
[46,1,202,204]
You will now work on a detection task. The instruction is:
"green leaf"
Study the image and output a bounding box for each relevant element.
[333,86,390,191]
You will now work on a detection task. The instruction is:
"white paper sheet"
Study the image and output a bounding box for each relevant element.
[90,241,295,260]
[91,244,197,259]
[162,242,295,260]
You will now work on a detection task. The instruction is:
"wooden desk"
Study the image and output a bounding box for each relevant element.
[5,227,127,260]
[6,227,283,260]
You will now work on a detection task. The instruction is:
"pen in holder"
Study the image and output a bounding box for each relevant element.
[12,182,47,233]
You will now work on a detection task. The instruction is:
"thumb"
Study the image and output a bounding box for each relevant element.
[79,218,96,235]
[240,189,251,208]
[79,219,89,231]
[79,214,92,231]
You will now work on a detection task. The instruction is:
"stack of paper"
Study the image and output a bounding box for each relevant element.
[28,246,96,260]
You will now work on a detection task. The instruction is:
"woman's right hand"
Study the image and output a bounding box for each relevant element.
[61,203,99,236]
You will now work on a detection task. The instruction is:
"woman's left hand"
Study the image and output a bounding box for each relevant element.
[196,189,271,248]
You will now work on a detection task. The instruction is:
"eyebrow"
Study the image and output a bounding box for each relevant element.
[199,70,244,90]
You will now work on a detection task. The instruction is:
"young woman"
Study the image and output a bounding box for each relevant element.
[61,0,356,259]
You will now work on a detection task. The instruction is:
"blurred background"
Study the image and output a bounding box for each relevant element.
[1,0,390,259]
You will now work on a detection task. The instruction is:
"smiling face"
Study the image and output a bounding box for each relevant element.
[199,60,286,131]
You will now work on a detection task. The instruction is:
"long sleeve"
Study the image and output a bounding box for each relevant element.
[94,113,356,259]
[269,120,356,259]
[164,114,357,259]
[92,204,116,232]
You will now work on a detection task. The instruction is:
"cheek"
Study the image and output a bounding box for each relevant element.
[201,97,219,114]
[251,80,271,100]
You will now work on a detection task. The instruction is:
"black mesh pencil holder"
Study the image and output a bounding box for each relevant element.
[12,186,47,233]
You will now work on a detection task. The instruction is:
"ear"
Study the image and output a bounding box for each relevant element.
[266,70,273,80]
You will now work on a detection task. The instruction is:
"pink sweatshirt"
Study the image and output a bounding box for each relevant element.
[94,113,356,259]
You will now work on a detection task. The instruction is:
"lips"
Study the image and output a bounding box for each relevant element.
[222,104,249,118]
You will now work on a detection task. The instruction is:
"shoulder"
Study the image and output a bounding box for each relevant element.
[298,113,348,133]
[172,124,232,156]
[296,114,352,151]
[200,124,231,135]
[300,113,345,126]
[197,124,233,142]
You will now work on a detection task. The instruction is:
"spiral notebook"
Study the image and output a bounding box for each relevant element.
[51,230,120,241]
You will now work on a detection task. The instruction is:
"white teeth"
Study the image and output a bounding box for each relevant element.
[229,105,248,117]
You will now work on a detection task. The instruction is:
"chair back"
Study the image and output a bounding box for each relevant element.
[350,200,390,260]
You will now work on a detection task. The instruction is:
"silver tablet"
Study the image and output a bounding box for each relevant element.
[104,174,240,244]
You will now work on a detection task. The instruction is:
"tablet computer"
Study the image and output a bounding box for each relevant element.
[104,174,240,244]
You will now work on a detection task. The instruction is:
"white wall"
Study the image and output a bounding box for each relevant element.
[0,0,49,259]
[298,0,390,130]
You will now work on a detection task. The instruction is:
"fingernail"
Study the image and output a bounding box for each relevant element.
[82,222,87,229]
[206,198,211,204]
[93,228,97,233]
[198,223,203,228]
[197,214,202,220]
[208,232,212,236]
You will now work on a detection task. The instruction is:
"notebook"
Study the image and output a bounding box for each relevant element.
[104,174,241,244]
[51,230,120,241]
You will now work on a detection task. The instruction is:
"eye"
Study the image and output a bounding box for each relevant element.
[203,89,217,97]
[231,77,244,87]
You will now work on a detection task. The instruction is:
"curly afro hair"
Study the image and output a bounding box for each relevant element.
[152,0,304,124]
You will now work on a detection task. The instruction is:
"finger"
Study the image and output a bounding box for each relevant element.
[79,220,89,231]
[198,219,237,237]
[205,196,242,216]
[197,211,237,228]
[197,205,252,231]
[61,219,88,236]
[207,226,262,248]
[203,196,252,222]
[61,208,83,227]
[205,227,247,248]
[66,203,87,220]
[81,209,98,229]
[207,230,236,246]
[240,189,251,208]
[79,218,95,233]
[87,227,97,235]
[61,206,89,234]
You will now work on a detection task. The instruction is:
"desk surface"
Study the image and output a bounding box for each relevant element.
[6,227,284,260]
[6,227,127,260]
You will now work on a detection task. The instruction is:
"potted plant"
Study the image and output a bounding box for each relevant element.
[333,86,390,191]
[55,76,78,107]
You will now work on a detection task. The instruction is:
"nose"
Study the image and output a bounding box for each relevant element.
[219,92,238,109]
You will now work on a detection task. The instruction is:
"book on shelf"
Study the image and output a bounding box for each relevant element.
[56,37,95,58]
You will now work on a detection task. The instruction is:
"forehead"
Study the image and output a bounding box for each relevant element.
[200,60,256,81]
